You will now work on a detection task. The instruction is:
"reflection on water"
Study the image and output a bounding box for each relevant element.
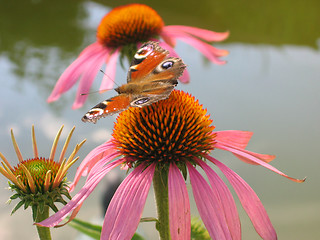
[0,0,319,239]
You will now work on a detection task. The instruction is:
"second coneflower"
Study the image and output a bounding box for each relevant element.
[39,90,304,240]
[47,3,229,108]
[0,125,85,240]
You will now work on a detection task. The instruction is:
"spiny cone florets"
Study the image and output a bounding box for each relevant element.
[12,158,60,193]
[97,4,164,48]
[113,90,215,165]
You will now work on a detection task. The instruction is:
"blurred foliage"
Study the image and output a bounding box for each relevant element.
[0,0,86,53]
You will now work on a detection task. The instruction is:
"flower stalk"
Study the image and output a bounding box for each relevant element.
[35,205,52,240]
[153,164,170,240]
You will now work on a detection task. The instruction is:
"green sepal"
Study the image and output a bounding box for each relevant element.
[61,189,72,200]
[9,193,20,200]
[48,202,59,213]
[7,179,71,216]
[32,205,38,221]
[119,43,137,68]
[55,197,67,205]
[39,200,45,213]
[176,162,188,181]
[11,200,24,215]
[24,198,33,209]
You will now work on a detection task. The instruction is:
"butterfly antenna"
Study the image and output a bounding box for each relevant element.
[100,69,120,88]
[80,69,120,96]
[80,90,110,96]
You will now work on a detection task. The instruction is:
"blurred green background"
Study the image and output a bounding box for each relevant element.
[0,0,319,239]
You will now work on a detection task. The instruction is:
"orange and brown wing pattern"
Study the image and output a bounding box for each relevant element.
[82,94,131,123]
[127,41,168,83]
[82,41,186,123]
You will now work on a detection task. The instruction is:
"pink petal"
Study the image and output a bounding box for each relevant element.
[214,130,275,164]
[215,130,254,149]
[186,162,232,240]
[69,140,119,192]
[99,49,120,92]
[47,42,109,103]
[178,69,190,84]
[158,41,190,83]
[195,158,241,240]
[72,49,111,109]
[208,156,277,240]
[101,163,156,240]
[182,35,228,61]
[168,163,191,240]
[214,131,275,164]
[215,143,305,183]
[37,158,124,227]
[232,151,275,164]
[160,31,177,47]
[163,25,229,42]
[160,31,228,64]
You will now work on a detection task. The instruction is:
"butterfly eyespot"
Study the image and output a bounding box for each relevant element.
[83,41,185,124]
[161,61,174,69]
[132,97,150,106]
[134,45,153,59]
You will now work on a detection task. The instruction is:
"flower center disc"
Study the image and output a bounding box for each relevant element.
[113,90,215,164]
[13,158,60,191]
[97,4,164,48]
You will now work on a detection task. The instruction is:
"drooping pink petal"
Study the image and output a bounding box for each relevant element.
[168,163,191,240]
[99,49,120,92]
[215,130,254,149]
[163,25,229,42]
[37,158,125,227]
[208,156,277,240]
[160,31,177,47]
[160,31,228,64]
[186,162,232,240]
[214,130,275,164]
[195,157,241,240]
[232,150,275,164]
[214,132,275,165]
[69,140,119,192]
[180,36,228,64]
[72,49,112,109]
[214,143,305,183]
[158,41,190,83]
[47,42,109,103]
[101,163,156,240]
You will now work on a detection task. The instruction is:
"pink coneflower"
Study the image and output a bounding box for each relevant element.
[39,90,304,240]
[47,3,229,109]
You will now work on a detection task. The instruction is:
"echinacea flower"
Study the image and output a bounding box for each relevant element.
[0,125,85,239]
[39,90,304,240]
[47,3,229,109]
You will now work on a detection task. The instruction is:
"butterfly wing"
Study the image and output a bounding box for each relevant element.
[127,41,185,84]
[82,94,131,123]
[82,41,186,124]
[123,41,186,107]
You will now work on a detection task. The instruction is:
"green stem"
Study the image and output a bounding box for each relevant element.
[153,164,170,240]
[35,205,52,240]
